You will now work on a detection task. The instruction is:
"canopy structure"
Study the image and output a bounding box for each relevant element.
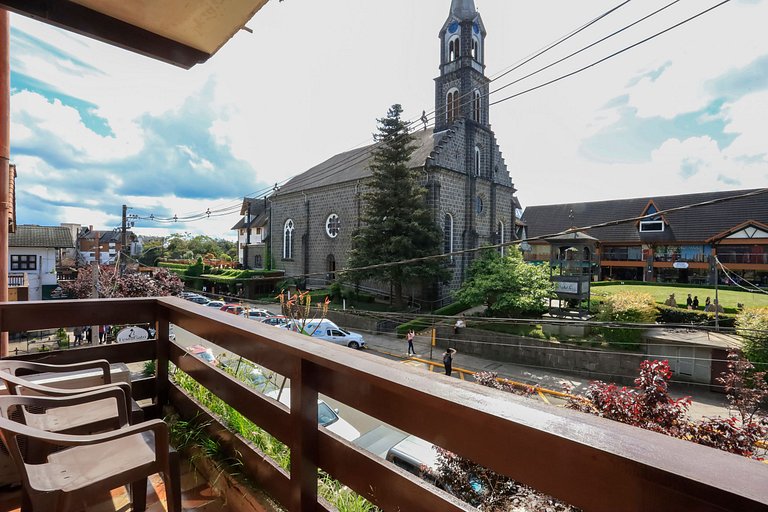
[0,0,269,68]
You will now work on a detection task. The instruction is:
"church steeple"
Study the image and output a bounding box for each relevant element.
[435,0,489,133]
[450,0,477,20]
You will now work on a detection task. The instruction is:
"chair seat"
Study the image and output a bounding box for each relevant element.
[24,398,120,433]
[26,432,156,493]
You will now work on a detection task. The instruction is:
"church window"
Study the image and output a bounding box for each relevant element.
[446,88,459,123]
[476,196,484,214]
[474,146,481,176]
[498,221,505,256]
[448,36,460,61]
[473,90,481,123]
[283,219,294,259]
[326,213,340,238]
[444,213,454,260]
[472,37,480,62]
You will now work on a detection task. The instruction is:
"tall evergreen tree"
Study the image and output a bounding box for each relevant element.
[347,104,446,307]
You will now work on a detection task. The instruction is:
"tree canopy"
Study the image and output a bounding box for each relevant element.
[62,266,183,299]
[347,104,446,306]
[139,233,237,265]
[454,249,552,317]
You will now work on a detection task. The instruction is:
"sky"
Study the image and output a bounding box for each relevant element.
[7,0,768,240]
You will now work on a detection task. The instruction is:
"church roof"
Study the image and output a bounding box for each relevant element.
[451,0,477,20]
[522,189,768,243]
[276,128,443,196]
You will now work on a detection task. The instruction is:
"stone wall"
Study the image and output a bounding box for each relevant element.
[435,325,645,384]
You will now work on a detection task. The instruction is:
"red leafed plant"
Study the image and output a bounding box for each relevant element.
[567,354,767,459]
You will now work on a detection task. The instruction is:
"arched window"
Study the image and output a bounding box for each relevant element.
[283,219,294,260]
[326,213,340,238]
[448,36,460,61]
[473,90,481,123]
[498,221,505,256]
[444,213,454,260]
[327,254,336,282]
[446,88,459,123]
[472,37,480,61]
[474,146,481,176]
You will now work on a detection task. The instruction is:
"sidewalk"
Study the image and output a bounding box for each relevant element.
[362,329,731,420]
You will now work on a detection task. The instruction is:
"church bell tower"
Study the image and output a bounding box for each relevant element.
[434,0,490,133]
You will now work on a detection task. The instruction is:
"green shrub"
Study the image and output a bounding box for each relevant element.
[656,304,736,328]
[596,291,657,350]
[396,318,432,337]
[434,301,470,316]
[736,307,768,367]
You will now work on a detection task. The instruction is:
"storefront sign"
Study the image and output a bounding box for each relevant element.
[673,262,689,269]
[116,326,150,342]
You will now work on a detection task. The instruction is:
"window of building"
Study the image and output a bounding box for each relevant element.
[639,220,664,232]
[448,36,460,61]
[474,146,481,176]
[472,37,481,62]
[10,255,37,271]
[444,213,454,260]
[446,88,459,123]
[476,196,484,214]
[498,221,505,256]
[326,213,340,238]
[256,227,262,235]
[283,219,294,259]
[473,90,481,123]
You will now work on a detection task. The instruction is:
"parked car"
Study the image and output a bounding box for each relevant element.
[240,309,272,320]
[285,319,365,349]
[186,295,210,305]
[220,303,245,315]
[354,425,439,486]
[266,389,360,442]
[206,300,225,309]
[261,315,290,328]
[186,344,217,366]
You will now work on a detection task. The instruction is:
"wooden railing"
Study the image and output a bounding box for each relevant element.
[2,297,767,512]
[7,273,27,287]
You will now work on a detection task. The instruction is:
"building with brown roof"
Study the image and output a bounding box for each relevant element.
[521,189,768,286]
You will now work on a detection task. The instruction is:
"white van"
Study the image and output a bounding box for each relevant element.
[285,319,366,349]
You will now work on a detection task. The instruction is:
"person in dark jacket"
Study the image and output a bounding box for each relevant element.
[443,348,457,376]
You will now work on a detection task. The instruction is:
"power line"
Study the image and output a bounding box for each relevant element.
[274,188,768,282]
[490,0,731,107]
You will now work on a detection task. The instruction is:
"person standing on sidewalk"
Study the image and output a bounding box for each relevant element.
[443,348,456,376]
[406,329,416,356]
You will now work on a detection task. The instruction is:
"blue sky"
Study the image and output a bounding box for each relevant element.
[8,0,768,239]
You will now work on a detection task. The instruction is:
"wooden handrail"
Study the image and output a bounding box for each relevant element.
[1,297,767,512]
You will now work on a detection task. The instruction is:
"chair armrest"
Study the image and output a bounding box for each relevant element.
[2,388,131,428]
[10,380,133,424]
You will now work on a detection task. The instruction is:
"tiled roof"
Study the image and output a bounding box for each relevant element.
[522,189,768,243]
[275,128,441,195]
[231,199,268,230]
[9,225,75,248]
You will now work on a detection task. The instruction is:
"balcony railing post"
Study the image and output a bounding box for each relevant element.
[289,359,318,512]
[156,311,170,411]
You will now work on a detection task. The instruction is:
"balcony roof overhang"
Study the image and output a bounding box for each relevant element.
[0,0,269,69]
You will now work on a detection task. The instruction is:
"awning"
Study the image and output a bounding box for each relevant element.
[0,0,269,68]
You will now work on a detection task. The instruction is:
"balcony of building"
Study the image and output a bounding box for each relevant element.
[0,297,766,512]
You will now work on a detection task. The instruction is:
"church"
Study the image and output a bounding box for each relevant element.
[255,0,520,303]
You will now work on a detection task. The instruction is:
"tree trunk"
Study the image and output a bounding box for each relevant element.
[393,280,404,309]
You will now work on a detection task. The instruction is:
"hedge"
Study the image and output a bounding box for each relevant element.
[433,301,471,316]
[656,304,736,328]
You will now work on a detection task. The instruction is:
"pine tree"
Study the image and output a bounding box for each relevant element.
[347,104,446,307]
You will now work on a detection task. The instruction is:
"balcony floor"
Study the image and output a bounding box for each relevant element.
[0,460,228,512]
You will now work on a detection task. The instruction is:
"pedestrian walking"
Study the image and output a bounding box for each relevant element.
[443,348,457,376]
[98,325,105,344]
[692,296,699,309]
[686,294,693,308]
[406,329,416,356]
[73,326,83,346]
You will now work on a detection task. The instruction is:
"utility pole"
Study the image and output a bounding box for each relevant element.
[91,231,100,344]
[0,10,10,357]
[243,200,251,269]
[120,204,127,275]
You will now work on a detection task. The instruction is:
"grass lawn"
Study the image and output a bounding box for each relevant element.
[594,283,768,309]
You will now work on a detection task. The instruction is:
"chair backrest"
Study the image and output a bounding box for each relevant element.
[0,360,112,384]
